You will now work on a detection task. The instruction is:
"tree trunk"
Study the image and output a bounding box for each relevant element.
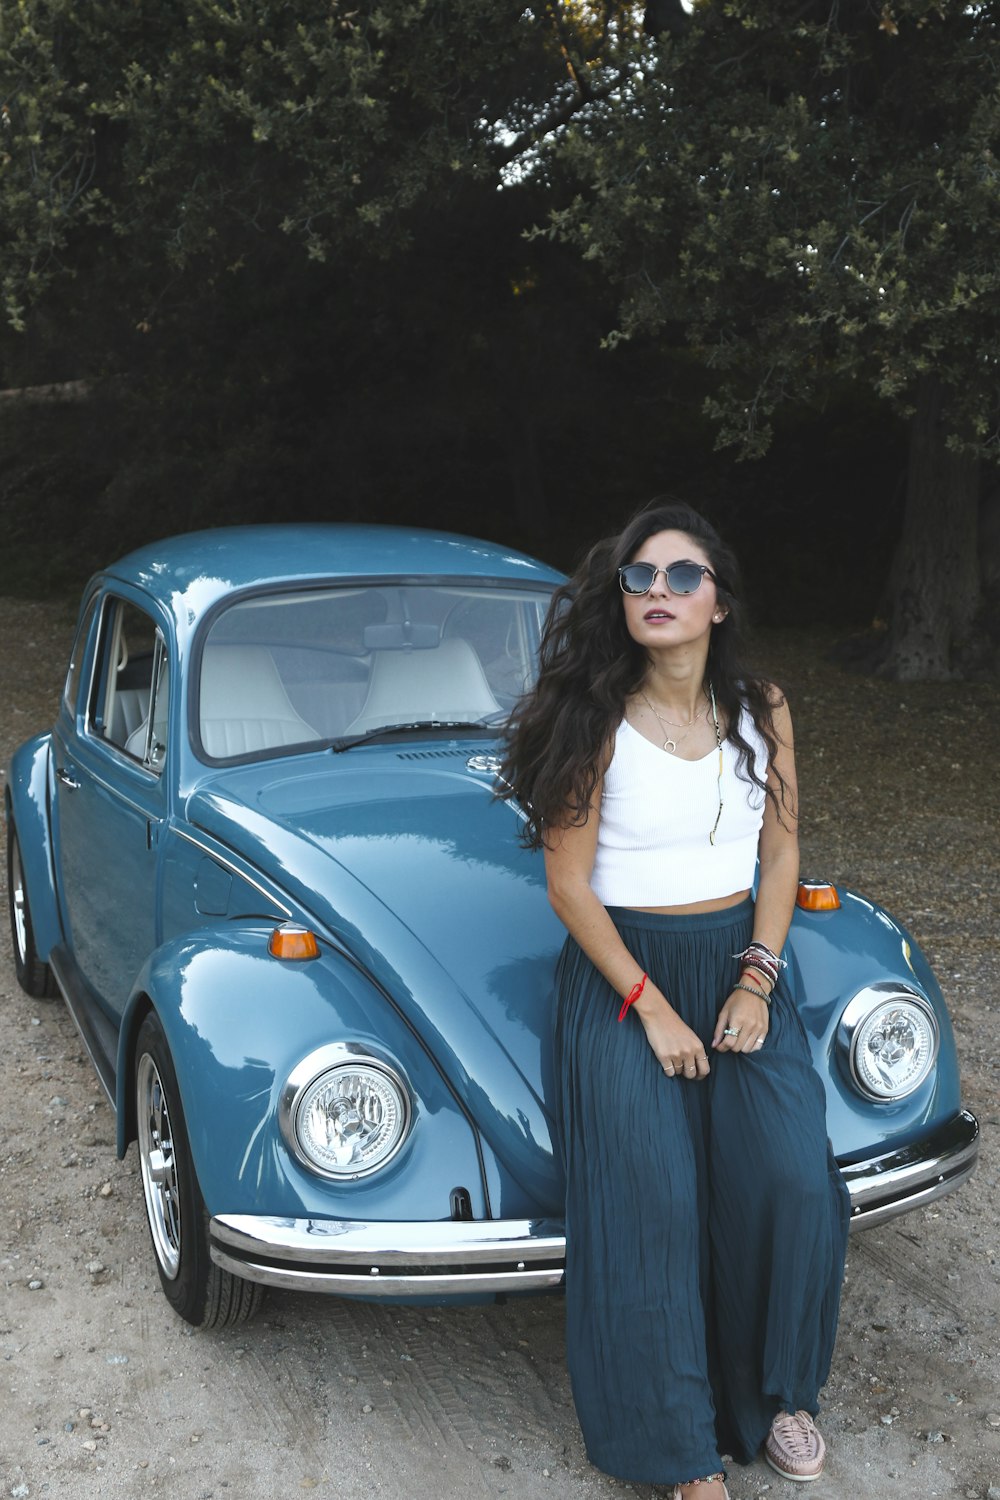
[879,375,981,681]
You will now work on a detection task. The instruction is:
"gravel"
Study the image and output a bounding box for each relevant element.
[1,600,997,1500]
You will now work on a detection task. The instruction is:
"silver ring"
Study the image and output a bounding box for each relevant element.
[663,1065,675,1075]
[753,1037,765,1049]
[723,1026,740,1038]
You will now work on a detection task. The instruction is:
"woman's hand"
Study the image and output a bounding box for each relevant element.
[712,987,770,1054]
[634,988,711,1080]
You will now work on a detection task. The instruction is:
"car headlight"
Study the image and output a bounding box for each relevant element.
[838,982,939,1101]
[280,1044,411,1180]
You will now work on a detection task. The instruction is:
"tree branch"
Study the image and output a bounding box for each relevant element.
[546,2,594,102]
[494,71,627,168]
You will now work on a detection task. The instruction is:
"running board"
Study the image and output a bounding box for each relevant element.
[48,944,118,1110]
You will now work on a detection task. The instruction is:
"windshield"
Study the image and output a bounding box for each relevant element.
[196,580,553,762]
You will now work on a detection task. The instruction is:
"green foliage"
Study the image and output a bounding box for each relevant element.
[0,1,103,331]
[0,0,978,657]
[0,1,632,329]
[0,1,646,586]
[546,0,1000,461]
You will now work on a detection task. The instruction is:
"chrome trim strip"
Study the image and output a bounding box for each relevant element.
[174,827,291,917]
[211,1255,565,1297]
[63,754,160,810]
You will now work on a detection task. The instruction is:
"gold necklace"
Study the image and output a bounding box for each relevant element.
[640,690,707,754]
[638,682,724,842]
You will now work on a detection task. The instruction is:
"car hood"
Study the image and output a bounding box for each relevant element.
[186,748,565,1210]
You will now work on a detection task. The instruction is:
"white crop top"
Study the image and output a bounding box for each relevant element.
[589,710,769,907]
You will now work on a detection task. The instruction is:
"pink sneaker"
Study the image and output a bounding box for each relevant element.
[765,1410,826,1481]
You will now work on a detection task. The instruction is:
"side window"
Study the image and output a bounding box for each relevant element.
[62,597,99,717]
[88,598,170,773]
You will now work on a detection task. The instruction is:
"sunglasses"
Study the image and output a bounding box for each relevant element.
[617,561,719,596]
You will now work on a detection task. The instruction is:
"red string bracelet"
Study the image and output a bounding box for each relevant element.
[740,964,773,993]
[618,973,647,1021]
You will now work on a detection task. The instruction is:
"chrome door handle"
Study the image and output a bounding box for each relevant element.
[56,767,81,789]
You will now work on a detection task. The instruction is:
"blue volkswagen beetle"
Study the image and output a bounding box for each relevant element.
[4,525,978,1327]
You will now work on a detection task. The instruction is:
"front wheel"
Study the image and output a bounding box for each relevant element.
[134,1013,263,1328]
[7,823,56,999]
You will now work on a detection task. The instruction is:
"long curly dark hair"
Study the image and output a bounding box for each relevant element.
[500,500,792,850]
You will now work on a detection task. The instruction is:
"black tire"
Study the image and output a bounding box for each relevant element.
[134,1012,263,1328]
[7,822,57,999]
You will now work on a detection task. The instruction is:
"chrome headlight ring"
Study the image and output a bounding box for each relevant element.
[838,981,940,1102]
[279,1043,412,1181]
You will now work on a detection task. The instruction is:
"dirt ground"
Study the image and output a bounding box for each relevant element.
[1,598,998,1500]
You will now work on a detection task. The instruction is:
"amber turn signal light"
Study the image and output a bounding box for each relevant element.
[268,925,320,960]
[796,881,841,912]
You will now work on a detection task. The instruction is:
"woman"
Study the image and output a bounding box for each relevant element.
[501,502,850,1499]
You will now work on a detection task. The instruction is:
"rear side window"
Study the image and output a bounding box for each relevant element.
[88,598,170,773]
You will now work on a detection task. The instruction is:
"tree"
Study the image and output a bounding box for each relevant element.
[0,1,638,338]
[0,2,642,573]
[543,0,1000,678]
[6,0,997,671]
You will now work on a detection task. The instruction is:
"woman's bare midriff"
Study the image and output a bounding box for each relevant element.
[627,888,751,916]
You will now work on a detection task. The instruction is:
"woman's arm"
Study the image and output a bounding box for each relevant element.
[750,691,800,953]
[544,777,713,1079]
[713,691,799,1053]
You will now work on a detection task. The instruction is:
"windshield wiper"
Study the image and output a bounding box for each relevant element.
[327,721,492,754]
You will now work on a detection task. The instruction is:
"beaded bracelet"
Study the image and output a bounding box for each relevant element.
[743,954,779,978]
[618,973,648,1022]
[733,980,771,1005]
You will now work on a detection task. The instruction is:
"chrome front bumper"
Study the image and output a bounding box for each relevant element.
[210,1109,979,1296]
[840,1107,979,1230]
[210,1215,566,1297]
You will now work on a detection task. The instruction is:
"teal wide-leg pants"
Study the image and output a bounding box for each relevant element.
[553,899,850,1486]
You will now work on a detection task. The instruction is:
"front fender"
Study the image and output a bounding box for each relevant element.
[5,734,62,961]
[118,926,488,1223]
[787,890,961,1161]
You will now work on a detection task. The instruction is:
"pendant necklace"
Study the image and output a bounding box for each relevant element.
[639,690,707,754]
[639,683,723,843]
[708,681,724,845]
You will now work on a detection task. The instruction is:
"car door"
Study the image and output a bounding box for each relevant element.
[50,590,171,1015]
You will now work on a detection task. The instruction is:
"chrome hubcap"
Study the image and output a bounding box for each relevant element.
[137,1053,182,1278]
[10,837,28,966]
